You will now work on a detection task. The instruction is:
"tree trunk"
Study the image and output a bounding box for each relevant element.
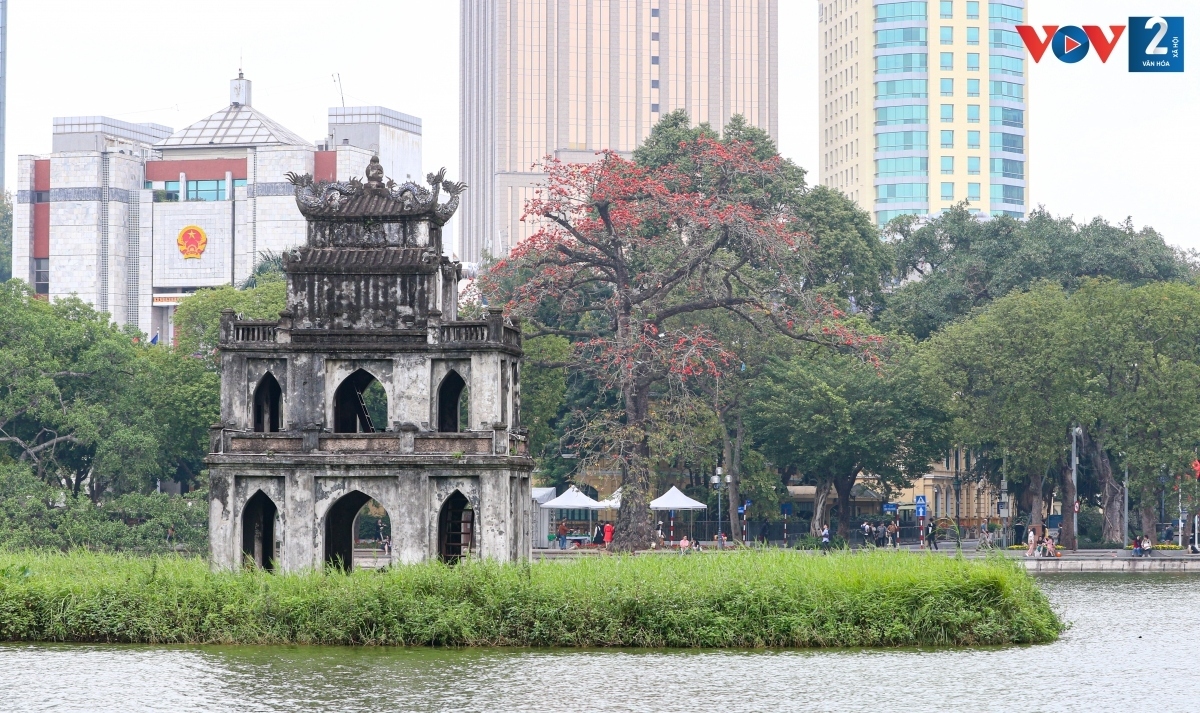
[1085,430,1124,544]
[721,417,742,543]
[612,386,654,551]
[1028,468,1045,535]
[809,477,833,536]
[832,470,860,540]
[1139,489,1157,541]
[1059,459,1077,550]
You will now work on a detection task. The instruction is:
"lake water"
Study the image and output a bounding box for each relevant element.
[1,575,1195,712]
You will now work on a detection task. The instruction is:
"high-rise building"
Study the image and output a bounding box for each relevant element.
[460,0,779,263]
[818,0,1029,225]
[12,74,421,340]
[0,0,8,193]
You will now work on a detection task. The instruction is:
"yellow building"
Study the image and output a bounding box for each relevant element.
[460,0,780,262]
[818,0,1029,225]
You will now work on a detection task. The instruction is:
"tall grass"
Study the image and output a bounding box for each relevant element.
[0,549,1061,648]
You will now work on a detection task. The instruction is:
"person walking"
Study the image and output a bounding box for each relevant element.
[927,520,939,551]
[861,521,872,547]
[556,520,568,550]
[820,524,831,552]
[603,521,614,550]
[1025,525,1038,557]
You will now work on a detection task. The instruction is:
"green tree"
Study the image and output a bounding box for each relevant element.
[172,281,286,365]
[520,333,571,460]
[750,339,951,538]
[927,283,1075,534]
[881,205,1193,339]
[0,191,12,281]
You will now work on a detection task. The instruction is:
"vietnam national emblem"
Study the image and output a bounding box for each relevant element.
[177,225,208,259]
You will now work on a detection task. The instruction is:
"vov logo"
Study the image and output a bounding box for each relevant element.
[1017,17,1184,72]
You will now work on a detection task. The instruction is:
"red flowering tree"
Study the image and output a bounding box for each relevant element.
[482,133,871,550]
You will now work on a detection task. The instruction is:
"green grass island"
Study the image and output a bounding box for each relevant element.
[0,549,1062,648]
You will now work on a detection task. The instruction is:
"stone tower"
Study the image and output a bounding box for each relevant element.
[206,158,532,571]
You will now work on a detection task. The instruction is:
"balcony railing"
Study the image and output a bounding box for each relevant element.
[232,321,277,343]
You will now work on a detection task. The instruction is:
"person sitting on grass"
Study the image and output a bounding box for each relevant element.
[678,535,690,553]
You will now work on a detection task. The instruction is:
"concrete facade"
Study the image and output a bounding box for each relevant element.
[206,158,532,571]
[459,0,780,263]
[11,74,423,342]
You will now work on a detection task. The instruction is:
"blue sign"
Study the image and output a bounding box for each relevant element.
[781,503,794,516]
[737,506,745,515]
[1129,16,1185,73]
[914,495,927,505]
[883,503,898,513]
[916,504,927,518]
[669,510,676,518]
[744,500,752,508]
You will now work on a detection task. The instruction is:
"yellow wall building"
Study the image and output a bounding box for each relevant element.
[818,0,1029,225]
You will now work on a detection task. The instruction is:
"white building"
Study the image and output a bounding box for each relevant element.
[12,74,423,342]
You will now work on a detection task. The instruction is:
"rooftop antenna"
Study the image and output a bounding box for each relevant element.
[333,73,345,109]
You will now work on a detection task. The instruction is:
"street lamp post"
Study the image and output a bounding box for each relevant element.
[1071,426,1082,551]
[711,467,725,548]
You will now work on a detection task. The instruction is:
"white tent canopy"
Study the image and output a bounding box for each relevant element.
[596,487,621,510]
[539,485,604,510]
[650,486,708,511]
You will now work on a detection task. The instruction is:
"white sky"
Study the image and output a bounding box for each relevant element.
[8,0,1198,248]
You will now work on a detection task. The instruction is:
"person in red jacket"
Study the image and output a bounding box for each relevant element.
[603,521,614,550]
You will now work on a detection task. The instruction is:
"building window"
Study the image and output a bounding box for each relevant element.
[991,55,1024,76]
[876,2,928,23]
[990,132,1024,154]
[968,156,981,175]
[33,258,49,295]
[941,182,955,200]
[651,79,660,88]
[875,79,929,99]
[990,80,1024,101]
[651,31,659,41]
[967,78,980,97]
[966,1,979,19]
[877,208,923,225]
[967,130,981,149]
[876,182,929,204]
[876,105,928,125]
[876,156,929,177]
[876,130,929,152]
[875,27,927,48]
[990,29,1022,50]
[651,103,660,113]
[991,183,1025,205]
[875,52,928,74]
[989,2,1022,24]
[234,178,247,188]
[187,179,225,201]
[651,55,660,64]
[941,156,954,174]
[940,27,953,45]
[967,104,980,123]
[940,78,954,96]
[940,130,954,148]
[967,27,980,45]
[33,191,49,203]
[940,0,953,19]
[144,181,153,190]
[940,52,954,70]
[651,7,659,17]
[940,104,954,123]
[990,106,1024,127]
[967,53,980,71]
[154,181,180,203]
[990,157,1024,179]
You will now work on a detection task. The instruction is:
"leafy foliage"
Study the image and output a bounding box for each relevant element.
[172,281,286,365]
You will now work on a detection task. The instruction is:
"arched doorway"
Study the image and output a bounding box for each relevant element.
[324,490,391,570]
[253,373,282,432]
[241,490,278,571]
[438,490,474,563]
[333,369,388,433]
[437,370,468,432]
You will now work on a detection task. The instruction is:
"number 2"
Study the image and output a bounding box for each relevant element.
[1145,16,1169,55]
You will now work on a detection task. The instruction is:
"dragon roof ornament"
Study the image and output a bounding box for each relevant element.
[285,156,466,224]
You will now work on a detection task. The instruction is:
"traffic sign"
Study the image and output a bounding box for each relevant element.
[998,501,1010,515]
[737,506,745,515]
[914,495,927,505]
[915,504,927,518]
[883,503,898,513]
